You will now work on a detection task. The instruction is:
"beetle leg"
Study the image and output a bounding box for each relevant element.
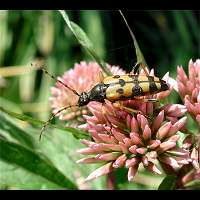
[113,101,140,114]
[130,62,141,75]
[143,98,158,103]
[130,62,149,76]
[133,96,158,103]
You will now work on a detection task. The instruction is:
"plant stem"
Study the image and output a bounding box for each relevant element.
[107,172,115,190]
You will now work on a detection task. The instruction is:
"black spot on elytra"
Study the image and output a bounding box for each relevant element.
[132,85,143,96]
[118,79,126,87]
[116,88,124,94]
[113,75,120,78]
[148,76,158,93]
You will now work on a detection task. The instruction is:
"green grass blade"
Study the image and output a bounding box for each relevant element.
[119,10,148,68]
[58,10,112,76]
[0,107,89,140]
[0,138,77,189]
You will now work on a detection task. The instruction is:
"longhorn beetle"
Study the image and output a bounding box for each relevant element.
[36,11,169,140]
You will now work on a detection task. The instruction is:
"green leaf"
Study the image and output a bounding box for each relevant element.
[0,106,89,140]
[0,138,77,189]
[58,10,112,76]
[158,175,177,190]
[0,160,60,189]
[0,111,34,149]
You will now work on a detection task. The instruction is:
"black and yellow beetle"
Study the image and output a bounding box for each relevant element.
[78,73,169,106]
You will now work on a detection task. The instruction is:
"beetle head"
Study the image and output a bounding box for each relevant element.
[78,92,90,106]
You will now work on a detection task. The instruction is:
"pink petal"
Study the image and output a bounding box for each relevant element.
[129,145,138,154]
[159,156,180,169]
[125,157,140,168]
[90,130,104,143]
[163,104,187,117]
[146,151,158,160]
[130,116,139,132]
[182,135,193,149]
[192,160,200,170]
[77,147,100,155]
[145,162,162,175]
[106,115,126,129]
[191,148,198,160]
[119,142,129,154]
[175,157,190,165]
[112,128,127,142]
[177,81,187,98]
[142,156,149,167]
[128,165,139,182]
[126,114,132,129]
[113,154,127,168]
[139,114,149,132]
[152,110,164,132]
[143,124,151,141]
[76,157,103,164]
[166,135,180,143]
[130,132,143,145]
[123,138,133,147]
[166,116,178,124]
[91,143,121,152]
[156,122,172,140]
[85,162,113,181]
[95,152,121,161]
[136,147,147,155]
[83,115,98,125]
[97,134,118,144]
[166,147,189,157]
[177,66,188,83]
[149,140,161,150]
[78,123,88,130]
[168,116,187,137]
[80,139,96,146]
[92,110,107,123]
[158,141,176,153]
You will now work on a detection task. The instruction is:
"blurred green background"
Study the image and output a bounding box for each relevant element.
[0,10,199,190]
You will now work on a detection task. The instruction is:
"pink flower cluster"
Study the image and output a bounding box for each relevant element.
[177,59,200,125]
[77,99,189,181]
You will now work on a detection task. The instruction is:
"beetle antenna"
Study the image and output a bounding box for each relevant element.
[31,63,80,96]
[39,104,79,141]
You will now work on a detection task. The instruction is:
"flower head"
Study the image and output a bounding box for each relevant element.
[176,148,200,189]
[176,59,200,125]
[77,98,189,181]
